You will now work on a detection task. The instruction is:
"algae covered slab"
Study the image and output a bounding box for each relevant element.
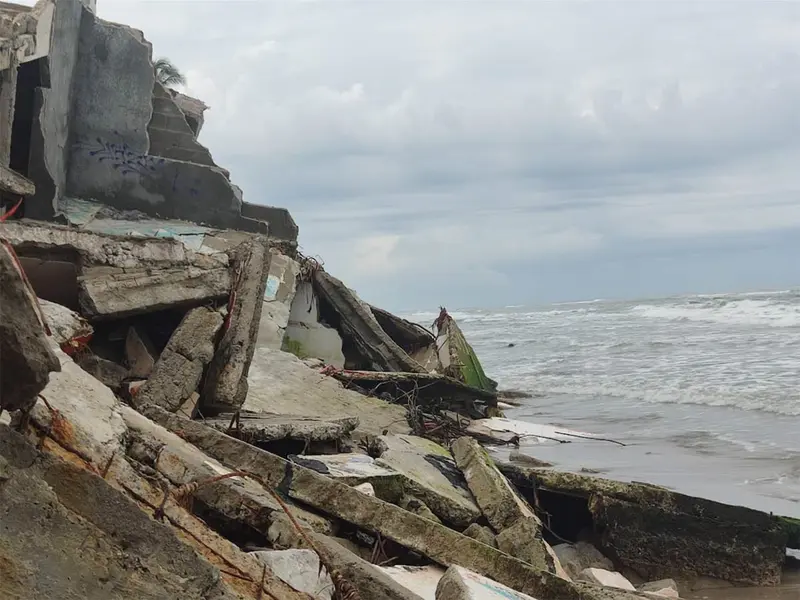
[501,463,790,586]
[434,308,497,393]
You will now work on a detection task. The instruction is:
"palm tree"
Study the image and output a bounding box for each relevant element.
[154,57,186,88]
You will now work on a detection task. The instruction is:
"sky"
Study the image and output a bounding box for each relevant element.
[40,1,800,309]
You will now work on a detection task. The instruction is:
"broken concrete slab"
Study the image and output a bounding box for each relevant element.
[288,453,405,503]
[370,304,438,367]
[462,523,497,548]
[74,353,128,389]
[466,417,613,446]
[638,580,679,598]
[243,345,411,436]
[207,412,359,444]
[380,565,445,600]
[400,494,443,524]
[435,565,537,600]
[495,518,552,574]
[0,163,35,195]
[251,549,334,599]
[313,269,425,373]
[434,309,496,393]
[554,542,615,581]
[579,569,637,592]
[134,306,223,412]
[0,241,60,413]
[125,325,157,378]
[373,434,481,529]
[501,464,789,586]
[0,426,243,600]
[177,391,199,419]
[145,408,637,600]
[257,249,300,350]
[284,280,345,367]
[203,238,271,412]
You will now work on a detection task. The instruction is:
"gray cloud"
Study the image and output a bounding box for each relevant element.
[30,1,800,308]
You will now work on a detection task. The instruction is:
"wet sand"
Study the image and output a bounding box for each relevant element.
[684,569,800,599]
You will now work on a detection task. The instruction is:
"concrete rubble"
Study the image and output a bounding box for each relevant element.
[1,2,798,599]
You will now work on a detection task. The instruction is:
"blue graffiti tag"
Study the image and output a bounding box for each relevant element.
[75,132,166,177]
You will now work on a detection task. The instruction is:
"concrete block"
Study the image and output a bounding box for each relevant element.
[495,517,551,573]
[134,306,223,412]
[553,542,614,581]
[638,579,679,598]
[435,565,537,600]
[289,453,404,503]
[125,325,156,378]
[284,281,345,367]
[39,298,93,348]
[380,565,445,599]
[203,238,271,411]
[75,353,128,389]
[206,413,359,444]
[374,434,481,529]
[241,201,299,242]
[251,549,334,599]
[462,523,497,548]
[578,568,637,591]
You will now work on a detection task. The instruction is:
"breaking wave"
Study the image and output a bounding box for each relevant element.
[631,297,800,328]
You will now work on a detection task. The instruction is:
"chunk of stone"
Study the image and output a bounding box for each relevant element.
[251,549,334,599]
[207,412,359,443]
[75,353,128,389]
[380,565,445,599]
[288,453,404,502]
[354,482,376,496]
[553,542,614,580]
[435,565,537,600]
[145,407,640,600]
[400,494,442,524]
[451,436,537,532]
[134,306,223,412]
[638,579,679,598]
[462,523,497,548]
[39,298,93,349]
[203,238,271,411]
[495,518,552,572]
[578,568,637,591]
[374,434,481,528]
[125,325,157,378]
[0,242,60,413]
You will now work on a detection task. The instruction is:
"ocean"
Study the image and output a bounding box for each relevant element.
[407,290,800,520]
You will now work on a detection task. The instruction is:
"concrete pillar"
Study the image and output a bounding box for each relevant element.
[0,58,18,167]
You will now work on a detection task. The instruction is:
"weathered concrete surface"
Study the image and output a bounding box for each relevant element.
[554,543,615,581]
[243,345,410,436]
[374,434,481,529]
[256,249,300,350]
[462,523,497,548]
[38,298,93,347]
[145,408,639,600]
[313,269,425,372]
[638,580,679,598]
[502,464,789,586]
[0,427,242,600]
[204,238,270,411]
[241,201,299,242]
[436,565,537,600]
[80,264,230,318]
[75,353,128,389]
[25,344,126,466]
[284,281,345,367]
[208,412,359,444]
[381,565,445,600]
[579,569,637,592]
[288,453,405,503]
[122,406,336,537]
[148,81,216,166]
[434,310,496,393]
[134,306,223,412]
[0,163,34,195]
[495,518,553,574]
[370,304,437,361]
[0,242,60,413]
[251,549,334,599]
[125,325,156,378]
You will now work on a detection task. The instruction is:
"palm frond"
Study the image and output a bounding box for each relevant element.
[154,57,186,88]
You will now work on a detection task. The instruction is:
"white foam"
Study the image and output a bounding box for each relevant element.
[632,298,800,328]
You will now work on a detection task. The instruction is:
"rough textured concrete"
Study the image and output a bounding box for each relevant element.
[374,434,481,529]
[75,353,127,389]
[25,0,82,220]
[288,453,405,503]
[145,408,639,600]
[38,298,93,347]
[554,543,615,581]
[204,238,270,412]
[462,523,497,548]
[0,242,60,413]
[638,580,679,598]
[435,565,537,600]
[284,281,345,367]
[251,549,334,599]
[207,412,359,443]
[313,269,425,372]
[241,201,299,242]
[79,263,230,318]
[134,306,223,412]
[243,345,410,436]
[0,427,242,600]
[147,81,215,166]
[0,163,34,195]
[579,569,637,592]
[495,518,553,574]
[257,249,300,350]
[380,565,444,599]
[125,325,156,377]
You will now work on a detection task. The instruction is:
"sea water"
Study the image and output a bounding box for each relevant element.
[407,290,800,519]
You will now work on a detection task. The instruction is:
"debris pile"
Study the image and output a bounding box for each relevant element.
[1,1,799,599]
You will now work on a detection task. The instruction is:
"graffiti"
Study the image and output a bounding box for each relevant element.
[75,132,166,177]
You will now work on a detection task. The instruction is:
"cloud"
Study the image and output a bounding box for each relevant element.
[23,0,800,308]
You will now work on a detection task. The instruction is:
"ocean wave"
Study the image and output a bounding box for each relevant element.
[631,298,800,328]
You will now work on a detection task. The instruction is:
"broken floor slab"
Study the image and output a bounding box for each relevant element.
[0,241,60,413]
[373,434,481,529]
[203,238,271,412]
[145,407,638,600]
[370,305,440,372]
[251,549,334,599]
[206,412,359,444]
[243,346,410,436]
[38,298,93,350]
[313,269,425,373]
[134,306,223,412]
[501,464,789,586]
[434,309,496,393]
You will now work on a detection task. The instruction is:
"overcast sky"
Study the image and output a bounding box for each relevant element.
[69,2,800,309]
